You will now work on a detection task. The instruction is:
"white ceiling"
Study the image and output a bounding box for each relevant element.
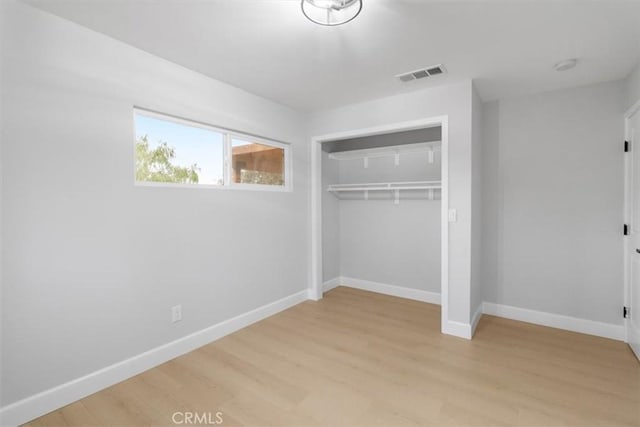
[23,0,640,111]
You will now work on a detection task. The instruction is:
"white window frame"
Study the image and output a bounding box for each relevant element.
[133,108,292,192]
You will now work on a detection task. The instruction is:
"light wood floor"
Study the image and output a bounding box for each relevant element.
[26,287,640,427]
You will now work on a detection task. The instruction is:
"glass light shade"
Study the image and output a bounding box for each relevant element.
[301,0,362,26]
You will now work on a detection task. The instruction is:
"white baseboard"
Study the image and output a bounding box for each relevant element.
[482,302,624,341]
[442,320,472,339]
[0,290,309,427]
[438,304,481,340]
[471,303,483,337]
[336,276,441,305]
[322,277,342,293]
[307,288,322,301]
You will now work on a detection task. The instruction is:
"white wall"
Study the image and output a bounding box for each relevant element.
[470,85,483,321]
[0,0,309,408]
[481,80,625,326]
[335,151,441,292]
[322,152,340,281]
[309,81,474,328]
[0,0,6,407]
[625,62,640,111]
[338,151,441,184]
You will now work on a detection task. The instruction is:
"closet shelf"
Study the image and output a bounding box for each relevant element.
[327,181,441,192]
[328,181,441,204]
[328,141,441,163]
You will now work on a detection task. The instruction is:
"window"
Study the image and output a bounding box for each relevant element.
[135,112,224,186]
[134,109,290,190]
[231,138,285,186]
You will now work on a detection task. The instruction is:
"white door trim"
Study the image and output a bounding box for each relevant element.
[624,98,640,350]
[309,116,450,335]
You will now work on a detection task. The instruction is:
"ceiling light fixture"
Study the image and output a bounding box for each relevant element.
[554,58,578,72]
[301,0,362,26]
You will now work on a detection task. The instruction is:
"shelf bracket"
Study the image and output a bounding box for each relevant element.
[394,189,400,205]
[364,189,369,200]
[428,188,434,200]
[428,148,434,164]
[364,156,369,168]
[394,152,400,166]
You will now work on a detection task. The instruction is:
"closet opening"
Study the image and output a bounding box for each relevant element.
[310,116,449,334]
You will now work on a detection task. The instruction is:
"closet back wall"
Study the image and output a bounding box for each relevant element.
[326,150,441,293]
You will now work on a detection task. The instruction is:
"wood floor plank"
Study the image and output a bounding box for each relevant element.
[25,287,640,426]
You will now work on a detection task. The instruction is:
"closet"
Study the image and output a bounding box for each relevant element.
[321,126,442,298]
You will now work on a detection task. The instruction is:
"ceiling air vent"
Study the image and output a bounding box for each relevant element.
[396,64,446,83]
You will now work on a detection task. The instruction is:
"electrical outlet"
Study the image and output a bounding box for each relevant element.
[171,305,182,323]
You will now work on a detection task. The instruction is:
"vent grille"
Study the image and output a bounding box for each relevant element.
[396,64,446,83]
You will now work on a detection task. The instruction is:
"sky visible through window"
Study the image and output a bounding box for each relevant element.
[135,114,224,185]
